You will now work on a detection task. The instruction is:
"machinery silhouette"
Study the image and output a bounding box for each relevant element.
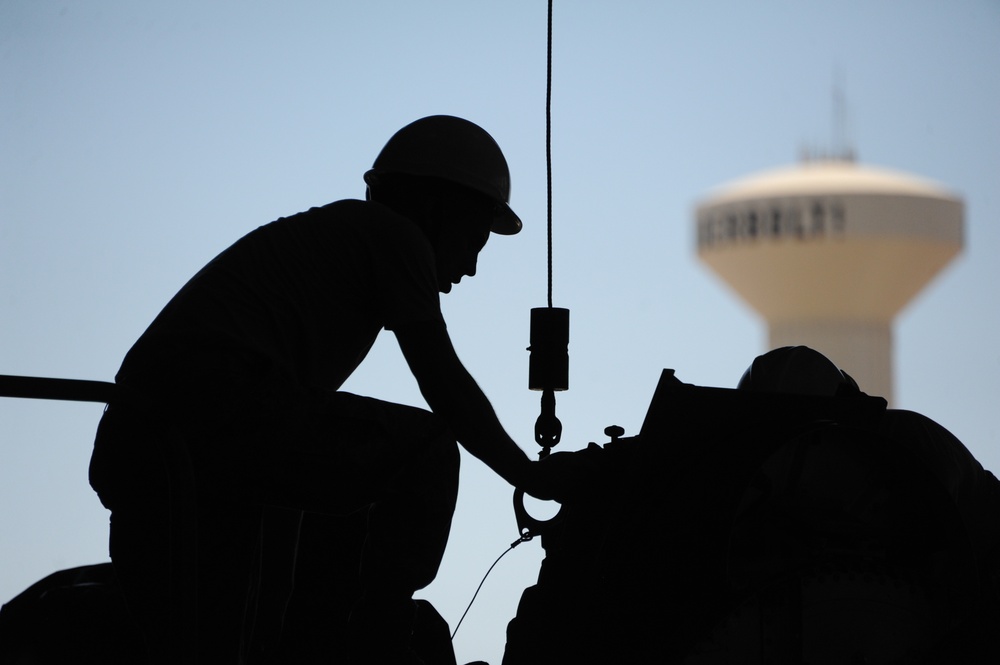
[504,368,1000,664]
[2,365,999,664]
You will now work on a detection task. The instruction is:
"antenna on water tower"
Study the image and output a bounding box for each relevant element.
[831,71,854,162]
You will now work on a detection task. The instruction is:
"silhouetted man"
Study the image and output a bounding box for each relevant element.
[89,116,568,664]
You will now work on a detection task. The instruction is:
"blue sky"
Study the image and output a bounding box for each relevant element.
[2,2,998,663]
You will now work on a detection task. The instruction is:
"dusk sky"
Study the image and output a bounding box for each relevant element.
[3,2,999,663]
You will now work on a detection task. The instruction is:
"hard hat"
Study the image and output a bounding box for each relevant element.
[737,346,861,397]
[364,115,522,235]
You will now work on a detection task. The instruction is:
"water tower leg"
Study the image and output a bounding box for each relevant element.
[769,320,893,405]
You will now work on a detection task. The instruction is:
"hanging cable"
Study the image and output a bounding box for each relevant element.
[546,0,554,309]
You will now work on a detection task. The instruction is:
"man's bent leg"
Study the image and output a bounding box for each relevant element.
[346,399,459,664]
[262,393,460,595]
[362,412,460,595]
[260,393,460,661]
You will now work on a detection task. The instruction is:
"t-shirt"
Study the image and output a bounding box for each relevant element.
[117,199,443,392]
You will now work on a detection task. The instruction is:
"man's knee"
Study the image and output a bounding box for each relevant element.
[426,416,459,470]
[333,393,458,477]
[411,415,459,504]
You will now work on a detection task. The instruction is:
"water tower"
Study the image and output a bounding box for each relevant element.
[695,157,963,405]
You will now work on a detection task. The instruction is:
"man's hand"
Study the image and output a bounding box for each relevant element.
[520,446,604,503]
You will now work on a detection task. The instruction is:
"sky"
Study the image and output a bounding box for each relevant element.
[2,1,998,663]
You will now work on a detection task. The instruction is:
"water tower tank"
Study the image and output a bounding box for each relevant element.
[696,158,963,404]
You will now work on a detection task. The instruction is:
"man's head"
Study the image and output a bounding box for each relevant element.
[368,173,496,293]
[365,115,521,235]
[365,115,521,292]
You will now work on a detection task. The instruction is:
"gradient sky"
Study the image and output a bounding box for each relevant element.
[2,2,998,663]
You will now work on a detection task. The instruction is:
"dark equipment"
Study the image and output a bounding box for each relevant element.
[502,370,1000,665]
[4,370,1000,664]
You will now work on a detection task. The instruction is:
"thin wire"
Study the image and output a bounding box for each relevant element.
[546,0,554,309]
[451,537,528,640]
[452,1,555,645]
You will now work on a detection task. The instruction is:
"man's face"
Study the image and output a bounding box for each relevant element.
[433,208,492,294]
[427,188,497,293]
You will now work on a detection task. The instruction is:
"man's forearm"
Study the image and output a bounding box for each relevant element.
[422,358,530,486]
[396,323,530,487]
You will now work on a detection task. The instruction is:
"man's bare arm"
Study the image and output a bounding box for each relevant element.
[394,321,531,488]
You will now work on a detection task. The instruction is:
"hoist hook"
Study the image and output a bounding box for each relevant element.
[534,388,562,454]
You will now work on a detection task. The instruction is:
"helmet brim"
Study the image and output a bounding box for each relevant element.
[493,204,522,235]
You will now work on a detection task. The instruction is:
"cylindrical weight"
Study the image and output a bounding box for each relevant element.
[528,307,569,391]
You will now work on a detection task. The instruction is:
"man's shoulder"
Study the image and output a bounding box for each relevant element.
[305,199,412,226]
[263,200,428,263]
[274,199,416,242]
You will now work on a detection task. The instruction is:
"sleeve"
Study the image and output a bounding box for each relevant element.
[366,207,445,331]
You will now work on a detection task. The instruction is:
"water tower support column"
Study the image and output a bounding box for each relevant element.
[769,319,893,404]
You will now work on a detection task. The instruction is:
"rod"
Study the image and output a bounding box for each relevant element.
[0,374,117,404]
